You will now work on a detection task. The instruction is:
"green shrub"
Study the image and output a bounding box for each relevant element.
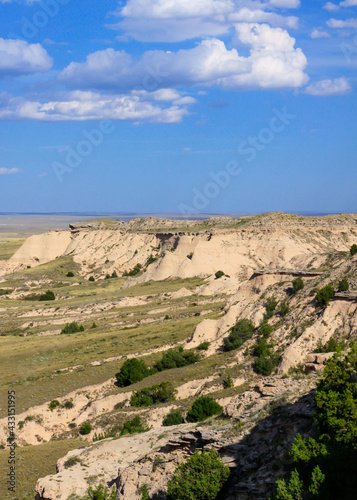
[337,278,349,292]
[272,344,357,500]
[89,276,95,282]
[38,290,55,301]
[254,353,279,376]
[139,484,149,500]
[163,409,185,426]
[115,358,151,387]
[93,426,119,441]
[314,338,346,354]
[280,301,290,317]
[197,341,210,351]
[350,244,357,256]
[61,321,85,334]
[66,271,74,277]
[79,422,92,435]
[63,400,74,409]
[186,396,222,423]
[120,416,148,436]
[154,347,199,371]
[0,289,11,296]
[91,322,97,329]
[105,274,111,279]
[224,319,255,351]
[130,382,176,407]
[166,448,230,500]
[260,322,273,338]
[64,456,81,468]
[315,285,335,308]
[265,296,278,320]
[123,264,142,277]
[224,374,233,389]
[111,271,118,278]
[215,270,225,279]
[253,338,279,376]
[292,277,304,294]
[49,400,61,411]
[147,254,157,265]
[85,483,116,500]
[187,252,193,260]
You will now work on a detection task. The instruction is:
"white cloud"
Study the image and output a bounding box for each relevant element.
[327,17,357,27]
[305,77,351,95]
[0,38,52,78]
[340,0,357,6]
[0,90,191,123]
[323,2,340,11]
[59,26,307,92]
[112,0,299,42]
[311,28,331,38]
[0,167,21,174]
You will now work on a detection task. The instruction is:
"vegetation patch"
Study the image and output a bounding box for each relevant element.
[186,395,222,422]
[166,448,230,500]
[130,382,176,407]
[224,319,255,351]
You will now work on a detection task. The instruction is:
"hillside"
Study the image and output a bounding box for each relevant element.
[0,212,356,500]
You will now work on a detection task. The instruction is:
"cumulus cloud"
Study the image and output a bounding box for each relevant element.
[323,2,340,10]
[0,38,52,78]
[0,90,191,123]
[0,167,21,174]
[112,0,299,42]
[305,77,351,95]
[327,17,357,27]
[59,25,307,92]
[340,0,357,6]
[311,28,330,38]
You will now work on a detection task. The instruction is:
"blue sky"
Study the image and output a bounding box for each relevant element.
[0,0,356,214]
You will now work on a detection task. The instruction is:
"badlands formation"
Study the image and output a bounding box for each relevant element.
[0,212,356,499]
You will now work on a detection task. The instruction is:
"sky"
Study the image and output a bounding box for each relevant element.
[0,0,356,215]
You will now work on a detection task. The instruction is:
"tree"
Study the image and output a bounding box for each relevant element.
[61,322,85,334]
[89,276,95,282]
[315,285,334,308]
[66,271,74,277]
[215,270,225,279]
[292,278,304,294]
[280,301,290,317]
[166,449,230,500]
[163,409,185,426]
[79,422,92,435]
[115,358,151,387]
[186,396,222,423]
[38,290,55,301]
[271,345,357,499]
[337,278,349,292]
[154,347,199,371]
[224,319,255,351]
[120,416,148,436]
[130,382,176,407]
[265,297,278,320]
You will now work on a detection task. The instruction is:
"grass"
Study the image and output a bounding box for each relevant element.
[0,313,217,416]
[0,439,84,499]
[0,238,25,260]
